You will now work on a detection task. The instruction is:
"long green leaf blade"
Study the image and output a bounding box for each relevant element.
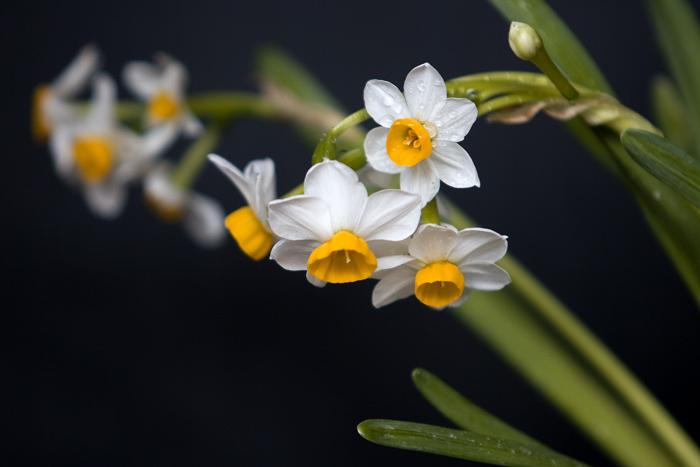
[358,419,591,467]
[622,128,700,209]
[650,75,695,154]
[645,0,700,156]
[411,368,545,449]
[486,0,613,94]
[254,45,345,112]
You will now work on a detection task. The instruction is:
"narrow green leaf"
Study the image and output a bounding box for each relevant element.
[254,45,346,113]
[358,419,591,467]
[645,0,700,156]
[650,75,695,154]
[486,0,614,95]
[447,200,700,467]
[622,128,700,209]
[411,368,544,449]
[601,130,700,309]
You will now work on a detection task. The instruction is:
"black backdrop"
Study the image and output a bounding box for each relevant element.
[2,0,700,465]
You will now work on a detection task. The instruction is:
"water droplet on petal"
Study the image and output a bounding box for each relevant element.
[419,103,425,109]
[417,80,426,92]
[435,120,443,127]
[433,78,442,86]
[406,86,414,94]
[392,104,403,113]
[383,96,395,106]
[448,111,457,118]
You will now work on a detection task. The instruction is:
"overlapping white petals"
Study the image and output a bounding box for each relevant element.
[48,73,165,219]
[208,154,277,232]
[363,63,479,205]
[401,159,441,206]
[371,224,510,309]
[268,160,422,286]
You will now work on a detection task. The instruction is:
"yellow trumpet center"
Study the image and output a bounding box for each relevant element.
[386,118,433,167]
[415,261,465,308]
[148,91,179,122]
[307,230,377,283]
[226,206,274,261]
[32,85,51,143]
[72,136,113,183]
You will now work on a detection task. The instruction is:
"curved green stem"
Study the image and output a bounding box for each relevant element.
[170,118,229,189]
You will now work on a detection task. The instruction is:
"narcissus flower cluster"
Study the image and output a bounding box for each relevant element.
[210,63,510,309]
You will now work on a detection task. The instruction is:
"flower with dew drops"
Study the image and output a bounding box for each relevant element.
[371,223,511,309]
[32,44,101,143]
[267,160,422,287]
[143,162,226,248]
[208,154,277,261]
[123,52,203,141]
[363,63,479,205]
[49,73,172,218]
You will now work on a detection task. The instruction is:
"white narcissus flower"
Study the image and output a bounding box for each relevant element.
[49,73,172,219]
[208,154,277,261]
[123,53,203,141]
[268,160,422,287]
[32,44,101,143]
[372,224,511,309]
[363,63,479,205]
[143,163,226,248]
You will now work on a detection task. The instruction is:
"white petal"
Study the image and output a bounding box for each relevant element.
[431,142,480,188]
[207,154,255,208]
[355,189,421,241]
[86,74,116,132]
[51,44,100,98]
[246,158,277,225]
[141,122,179,159]
[435,98,478,142]
[270,239,318,270]
[182,192,226,249]
[364,127,401,175]
[303,161,367,232]
[369,238,410,259]
[371,266,417,308]
[306,271,327,288]
[400,159,440,206]
[408,224,459,264]
[448,228,508,265]
[404,63,446,123]
[122,61,160,99]
[49,127,76,181]
[181,112,204,137]
[460,262,512,291]
[157,53,188,94]
[364,80,410,127]
[83,180,127,219]
[268,196,334,242]
[375,255,415,277]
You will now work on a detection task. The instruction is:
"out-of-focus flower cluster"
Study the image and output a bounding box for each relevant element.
[33,44,225,248]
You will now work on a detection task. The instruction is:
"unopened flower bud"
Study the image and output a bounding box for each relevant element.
[509,22,543,61]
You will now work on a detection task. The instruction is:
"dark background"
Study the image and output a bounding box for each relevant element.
[2,0,700,465]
